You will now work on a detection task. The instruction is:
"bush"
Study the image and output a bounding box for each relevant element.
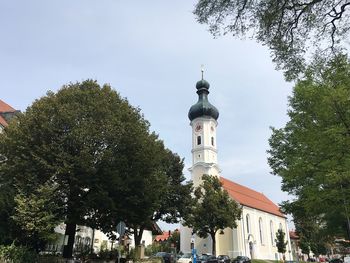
[0,244,37,263]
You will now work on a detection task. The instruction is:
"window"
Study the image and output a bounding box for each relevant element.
[270,220,274,245]
[259,218,263,244]
[246,214,250,234]
[211,136,214,146]
[197,136,201,145]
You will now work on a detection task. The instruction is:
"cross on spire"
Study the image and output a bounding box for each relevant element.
[201,64,204,80]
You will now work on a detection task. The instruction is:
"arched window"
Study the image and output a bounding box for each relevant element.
[246,214,250,234]
[270,220,274,245]
[211,136,214,146]
[197,136,201,145]
[259,217,263,244]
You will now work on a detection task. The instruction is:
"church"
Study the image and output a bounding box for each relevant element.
[180,78,292,261]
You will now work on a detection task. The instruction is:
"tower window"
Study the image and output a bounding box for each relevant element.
[197,136,201,145]
[246,214,250,234]
[211,137,214,146]
[270,220,274,245]
[259,217,264,244]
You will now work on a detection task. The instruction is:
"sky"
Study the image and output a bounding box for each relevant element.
[0,1,294,229]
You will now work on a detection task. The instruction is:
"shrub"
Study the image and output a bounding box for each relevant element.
[0,244,37,263]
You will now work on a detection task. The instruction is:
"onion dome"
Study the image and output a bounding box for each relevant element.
[188,79,219,121]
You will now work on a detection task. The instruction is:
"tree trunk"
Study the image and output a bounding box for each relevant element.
[134,227,144,246]
[134,227,145,259]
[63,222,77,259]
[211,232,216,256]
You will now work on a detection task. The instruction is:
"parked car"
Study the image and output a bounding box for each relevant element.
[329,259,343,263]
[155,252,175,263]
[217,255,231,263]
[197,254,218,263]
[232,256,251,263]
[178,253,193,263]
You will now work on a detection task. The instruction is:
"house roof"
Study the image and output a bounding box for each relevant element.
[289,231,299,239]
[0,99,16,113]
[154,229,179,242]
[155,231,171,242]
[0,99,18,127]
[220,176,285,218]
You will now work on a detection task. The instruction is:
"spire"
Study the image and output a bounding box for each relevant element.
[188,72,219,121]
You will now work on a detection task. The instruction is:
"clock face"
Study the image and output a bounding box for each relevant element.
[195,124,202,132]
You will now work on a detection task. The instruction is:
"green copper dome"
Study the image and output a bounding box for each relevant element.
[188,79,219,121]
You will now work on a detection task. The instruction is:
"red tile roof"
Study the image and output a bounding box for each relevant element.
[0,100,17,127]
[154,229,179,242]
[155,231,171,242]
[220,177,285,218]
[289,231,299,239]
[0,99,16,113]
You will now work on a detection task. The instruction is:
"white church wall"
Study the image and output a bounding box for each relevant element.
[216,227,233,256]
[180,225,192,253]
[130,230,153,248]
[239,206,292,260]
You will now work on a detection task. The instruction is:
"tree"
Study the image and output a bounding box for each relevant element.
[168,230,180,252]
[99,147,193,250]
[268,55,350,240]
[12,182,60,252]
[282,200,330,258]
[183,175,242,256]
[193,0,350,80]
[275,229,287,258]
[0,80,153,258]
[0,182,18,245]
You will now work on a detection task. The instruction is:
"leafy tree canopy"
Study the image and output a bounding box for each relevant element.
[0,80,155,256]
[194,0,350,80]
[268,55,350,240]
[183,174,242,255]
[99,146,193,248]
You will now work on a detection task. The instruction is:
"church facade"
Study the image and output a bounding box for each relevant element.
[180,79,292,260]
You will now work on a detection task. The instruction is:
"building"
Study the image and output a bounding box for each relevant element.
[0,99,19,131]
[180,78,292,260]
[51,224,155,254]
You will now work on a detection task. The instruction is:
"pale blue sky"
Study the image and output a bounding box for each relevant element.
[1,1,294,229]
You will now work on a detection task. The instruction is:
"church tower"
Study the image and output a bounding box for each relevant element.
[188,77,220,187]
[180,75,221,254]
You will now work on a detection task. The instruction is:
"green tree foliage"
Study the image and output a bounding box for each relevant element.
[193,0,350,80]
[183,175,242,256]
[268,55,350,240]
[100,148,193,248]
[0,182,17,245]
[0,80,156,257]
[275,229,287,255]
[0,244,38,263]
[168,230,180,252]
[283,201,329,258]
[12,183,60,252]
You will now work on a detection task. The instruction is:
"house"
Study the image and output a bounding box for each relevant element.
[0,99,19,131]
